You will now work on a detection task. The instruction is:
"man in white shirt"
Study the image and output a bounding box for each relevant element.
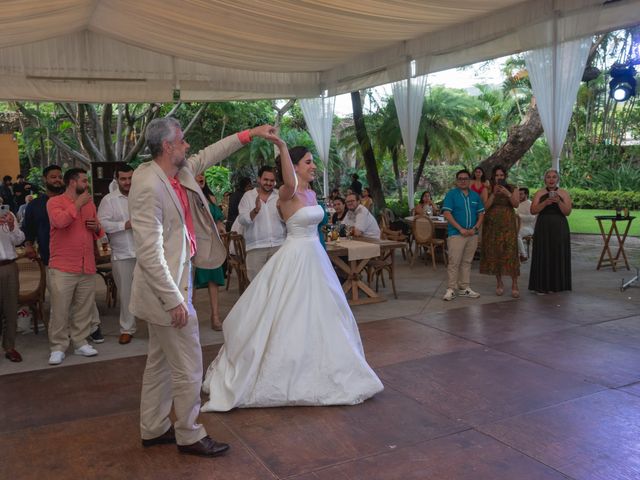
[0,204,25,362]
[98,165,137,344]
[343,193,380,240]
[517,187,536,262]
[237,166,286,280]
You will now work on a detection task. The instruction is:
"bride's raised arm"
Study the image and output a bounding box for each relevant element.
[277,140,297,201]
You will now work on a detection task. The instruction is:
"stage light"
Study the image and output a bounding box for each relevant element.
[609,63,637,102]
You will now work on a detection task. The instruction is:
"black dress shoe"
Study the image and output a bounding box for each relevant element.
[142,426,176,447]
[178,436,230,457]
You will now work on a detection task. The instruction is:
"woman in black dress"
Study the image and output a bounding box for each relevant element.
[528,169,572,294]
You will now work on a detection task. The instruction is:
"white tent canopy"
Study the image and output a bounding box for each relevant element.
[0,0,636,102]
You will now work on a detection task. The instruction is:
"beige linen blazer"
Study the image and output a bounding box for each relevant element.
[128,134,243,326]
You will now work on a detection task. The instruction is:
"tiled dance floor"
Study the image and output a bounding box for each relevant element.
[2,292,640,479]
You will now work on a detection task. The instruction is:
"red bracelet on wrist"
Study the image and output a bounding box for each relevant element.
[237,130,252,145]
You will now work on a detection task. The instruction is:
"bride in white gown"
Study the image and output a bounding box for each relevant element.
[201,141,383,412]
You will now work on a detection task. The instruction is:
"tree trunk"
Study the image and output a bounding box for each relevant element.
[414,133,430,192]
[350,91,385,211]
[480,101,543,173]
[391,146,402,203]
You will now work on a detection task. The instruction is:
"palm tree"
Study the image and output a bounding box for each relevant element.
[374,98,404,202]
[413,86,479,191]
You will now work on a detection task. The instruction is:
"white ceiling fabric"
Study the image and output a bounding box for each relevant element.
[0,0,635,102]
[300,95,336,198]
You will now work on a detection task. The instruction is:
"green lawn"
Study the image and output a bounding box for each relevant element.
[568,209,639,237]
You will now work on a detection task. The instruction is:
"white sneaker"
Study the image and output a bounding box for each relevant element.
[458,288,481,298]
[48,351,65,365]
[443,288,457,301]
[74,344,98,357]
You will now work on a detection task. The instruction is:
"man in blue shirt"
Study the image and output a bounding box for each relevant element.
[23,165,65,266]
[441,169,485,301]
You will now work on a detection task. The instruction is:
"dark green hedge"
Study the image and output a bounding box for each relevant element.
[567,189,640,210]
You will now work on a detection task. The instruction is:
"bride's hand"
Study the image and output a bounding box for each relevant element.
[249,125,281,144]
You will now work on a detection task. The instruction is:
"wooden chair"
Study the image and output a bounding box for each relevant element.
[96,263,117,308]
[379,209,411,261]
[411,216,446,268]
[16,256,47,334]
[225,232,250,294]
[366,248,397,298]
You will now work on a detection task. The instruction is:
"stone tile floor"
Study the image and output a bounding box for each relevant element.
[1,234,639,479]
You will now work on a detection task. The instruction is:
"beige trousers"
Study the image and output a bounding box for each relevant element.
[111,258,137,334]
[47,268,96,352]
[140,318,206,445]
[446,234,478,290]
[139,271,206,446]
[246,245,281,281]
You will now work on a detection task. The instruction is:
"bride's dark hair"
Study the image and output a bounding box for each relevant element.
[289,146,310,165]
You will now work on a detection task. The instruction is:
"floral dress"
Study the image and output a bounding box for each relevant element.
[480,188,519,276]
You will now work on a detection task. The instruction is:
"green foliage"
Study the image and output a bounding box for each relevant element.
[385,197,410,218]
[26,167,44,191]
[568,189,640,209]
[203,165,231,199]
[588,162,640,191]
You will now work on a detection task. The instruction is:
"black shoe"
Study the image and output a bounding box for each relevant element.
[89,326,105,344]
[178,436,230,457]
[142,426,176,447]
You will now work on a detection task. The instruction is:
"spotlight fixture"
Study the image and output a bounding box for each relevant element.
[609,63,637,102]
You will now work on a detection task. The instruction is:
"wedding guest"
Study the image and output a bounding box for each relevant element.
[225,177,252,232]
[0,207,25,362]
[441,169,485,301]
[528,169,572,294]
[480,165,520,298]
[46,168,104,365]
[350,173,363,196]
[414,191,437,216]
[97,164,137,345]
[194,185,227,331]
[343,193,380,240]
[360,187,373,211]
[331,197,347,224]
[516,187,536,262]
[237,166,286,280]
[470,166,489,205]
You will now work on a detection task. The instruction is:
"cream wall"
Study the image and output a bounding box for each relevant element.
[0,133,20,178]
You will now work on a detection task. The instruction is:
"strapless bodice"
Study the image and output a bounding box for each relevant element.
[286,205,324,238]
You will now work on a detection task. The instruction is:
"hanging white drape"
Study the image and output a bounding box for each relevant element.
[523,8,600,172]
[525,37,591,171]
[392,74,427,208]
[300,95,335,198]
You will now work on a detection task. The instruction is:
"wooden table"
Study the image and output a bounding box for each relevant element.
[595,215,635,271]
[326,238,407,305]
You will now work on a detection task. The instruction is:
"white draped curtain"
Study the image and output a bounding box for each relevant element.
[299,95,336,198]
[525,37,591,171]
[523,9,600,172]
[391,74,427,208]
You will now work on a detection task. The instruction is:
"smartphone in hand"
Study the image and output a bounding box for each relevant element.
[0,204,10,218]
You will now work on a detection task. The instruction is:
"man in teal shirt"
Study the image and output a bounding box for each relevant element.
[441,169,485,301]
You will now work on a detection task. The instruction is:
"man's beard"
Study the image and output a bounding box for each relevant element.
[75,186,87,195]
[46,182,65,194]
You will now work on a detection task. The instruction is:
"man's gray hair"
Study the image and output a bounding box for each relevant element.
[146,117,181,158]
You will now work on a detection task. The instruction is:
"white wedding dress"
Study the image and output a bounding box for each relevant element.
[201,205,383,412]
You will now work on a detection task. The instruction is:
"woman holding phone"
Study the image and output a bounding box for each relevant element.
[528,169,572,294]
[480,165,520,297]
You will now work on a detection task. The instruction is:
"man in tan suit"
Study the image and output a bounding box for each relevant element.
[129,117,277,457]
